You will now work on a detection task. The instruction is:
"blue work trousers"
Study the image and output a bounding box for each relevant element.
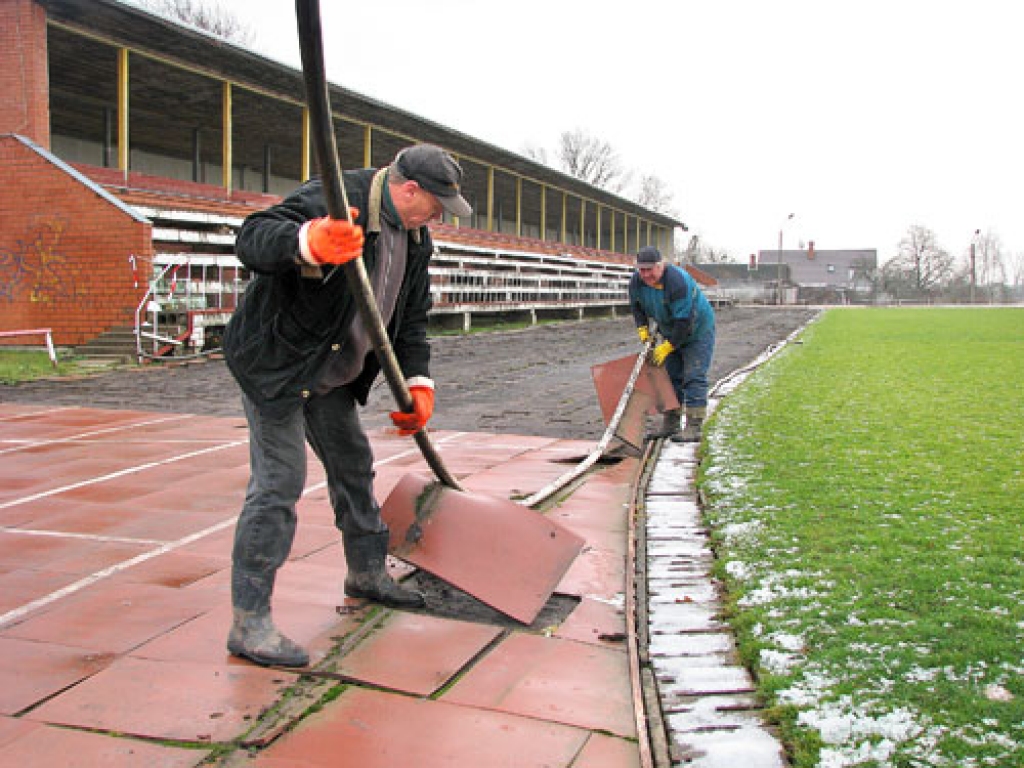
[664,327,716,409]
[231,387,384,582]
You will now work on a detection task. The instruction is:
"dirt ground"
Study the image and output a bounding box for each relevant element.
[1,306,819,441]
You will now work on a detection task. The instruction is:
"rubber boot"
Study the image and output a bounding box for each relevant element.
[227,569,309,668]
[672,407,707,443]
[648,408,682,440]
[344,531,426,609]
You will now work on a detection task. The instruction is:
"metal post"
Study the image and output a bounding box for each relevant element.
[777,213,794,305]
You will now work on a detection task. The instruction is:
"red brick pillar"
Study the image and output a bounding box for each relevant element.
[0,0,50,147]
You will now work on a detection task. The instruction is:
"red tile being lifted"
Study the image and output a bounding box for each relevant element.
[381,472,584,625]
[591,354,679,452]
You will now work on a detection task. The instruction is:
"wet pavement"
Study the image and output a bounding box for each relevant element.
[0,307,816,766]
[0,404,641,767]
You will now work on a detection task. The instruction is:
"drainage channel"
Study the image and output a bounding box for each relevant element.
[633,437,787,767]
[631,320,818,767]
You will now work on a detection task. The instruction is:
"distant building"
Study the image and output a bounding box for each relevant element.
[697,248,877,305]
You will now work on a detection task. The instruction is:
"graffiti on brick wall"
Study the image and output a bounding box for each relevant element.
[0,215,84,305]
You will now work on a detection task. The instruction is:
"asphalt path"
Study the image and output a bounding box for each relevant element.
[1,307,818,440]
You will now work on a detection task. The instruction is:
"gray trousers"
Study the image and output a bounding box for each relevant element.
[231,386,384,608]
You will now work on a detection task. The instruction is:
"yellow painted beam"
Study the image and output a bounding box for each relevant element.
[117,48,129,174]
[515,177,522,237]
[486,166,495,232]
[540,186,547,241]
[222,81,232,192]
[579,198,585,246]
[560,192,567,244]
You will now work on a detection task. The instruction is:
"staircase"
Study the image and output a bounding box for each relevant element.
[74,325,137,366]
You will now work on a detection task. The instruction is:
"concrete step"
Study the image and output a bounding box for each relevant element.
[76,326,137,360]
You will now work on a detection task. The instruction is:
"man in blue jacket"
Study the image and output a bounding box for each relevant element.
[628,245,716,442]
[222,144,472,667]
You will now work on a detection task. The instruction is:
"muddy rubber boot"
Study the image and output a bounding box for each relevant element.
[648,408,682,440]
[344,531,426,609]
[672,407,707,443]
[227,569,309,668]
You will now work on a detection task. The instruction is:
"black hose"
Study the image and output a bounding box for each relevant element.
[294,0,462,490]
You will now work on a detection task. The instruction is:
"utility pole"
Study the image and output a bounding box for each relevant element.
[777,213,795,305]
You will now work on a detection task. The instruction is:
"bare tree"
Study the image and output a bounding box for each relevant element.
[635,174,675,215]
[698,244,734,264]
[885,224,954,296]
[138,0,254,45]
[1006,251,1024,297]
[520,142,549,166]
[557,129,631,194]
[972,229,1006,291]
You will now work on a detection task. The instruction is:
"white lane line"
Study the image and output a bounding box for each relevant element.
[0,528,165,546]
[0,516,238,630]
[0,413,195,457]
[0,406,72,422]
[0,440,248,511]
[0,428,475,629]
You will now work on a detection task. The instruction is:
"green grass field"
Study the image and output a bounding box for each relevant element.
[0,349,67,384]
[699,308,1023,767]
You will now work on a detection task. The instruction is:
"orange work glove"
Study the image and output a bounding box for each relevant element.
[650,340,674,367]
[301,208,364,265]
[389,379,435,436]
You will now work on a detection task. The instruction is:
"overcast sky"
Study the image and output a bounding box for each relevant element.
[165,0,1022,266]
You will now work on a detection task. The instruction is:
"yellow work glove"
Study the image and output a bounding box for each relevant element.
[637,326,651,344]
[650,340,674,367]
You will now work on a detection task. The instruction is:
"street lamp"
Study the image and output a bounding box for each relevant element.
[777,213,795,305]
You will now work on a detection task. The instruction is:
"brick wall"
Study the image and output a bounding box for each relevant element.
[0,135,153,347]
[0,0,49,147]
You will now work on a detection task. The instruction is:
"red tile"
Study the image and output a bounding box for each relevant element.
[555,596,628,647]
[132,601,357,668]
[0,530,111,571]
[333,613,501,695]
[0,718,211,766]
[382,472,584,624]
[250,687,588,768]
[105,551,226,588]
[0,568,81,615]
[556,543,628,600]
[273,561,346,608]
[0,637,113,715]
[2,582,217,654]
[444,633,636,738]
[573,732,642,768]
[0,715,38,748]
[25,655,298,742]
[32,539,153,576]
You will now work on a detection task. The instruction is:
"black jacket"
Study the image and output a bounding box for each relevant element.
[223,169,433,415]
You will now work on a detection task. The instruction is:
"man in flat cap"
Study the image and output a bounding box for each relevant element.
[222,144,471,667]
[629,245,716,442]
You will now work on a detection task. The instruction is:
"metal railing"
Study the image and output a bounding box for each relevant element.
[133,224,634,361]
